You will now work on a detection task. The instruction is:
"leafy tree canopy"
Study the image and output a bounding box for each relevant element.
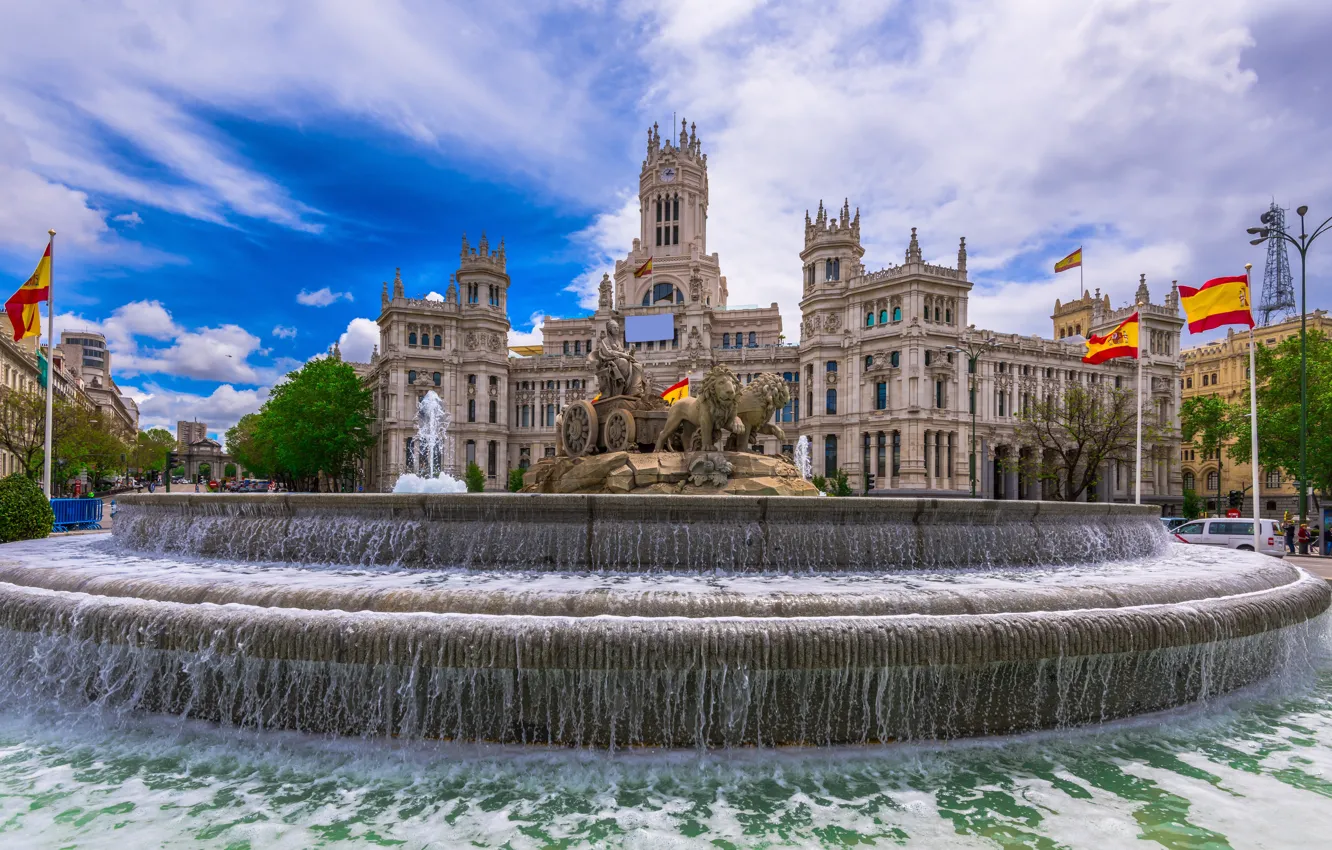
[1229,330,1332,499]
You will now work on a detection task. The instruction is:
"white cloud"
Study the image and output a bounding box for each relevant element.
[112,211,142,226]
[296,287,353,307]
[131,382,269,440]
[564,195,639,310]
[507,312,546,349]
[424,291,445,302]
[53,299,274,384]
[271,324,297,339]
[615,0,1332,336]
[337,317,379,362]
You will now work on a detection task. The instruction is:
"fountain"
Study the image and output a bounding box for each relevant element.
[0,357,1326,748]
[794,434,811,480]
[391,391,466,494]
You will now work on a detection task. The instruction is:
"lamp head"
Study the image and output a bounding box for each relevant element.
[1246,227,1263,234]
[1260,211,1273,225]
[1298,205,1309,217]
[1250,238,1266,245]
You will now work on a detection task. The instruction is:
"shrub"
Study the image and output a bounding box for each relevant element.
[1183,489,1204,520]
[507,468,526,492]
[810,474,827,492]
[464,462,486,493]
[0,473,53,542]
[827,468,853,497]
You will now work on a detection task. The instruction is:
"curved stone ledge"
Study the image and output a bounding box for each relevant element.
[111,494,1168,571]
[0,571,1323,745]
[0,557,1304,619]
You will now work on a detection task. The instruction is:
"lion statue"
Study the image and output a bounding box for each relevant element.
[727,372,791,451]
[654,364,742,453]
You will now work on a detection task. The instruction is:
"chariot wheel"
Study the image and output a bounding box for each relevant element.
[604,409,637,452]
[562,400,599,458]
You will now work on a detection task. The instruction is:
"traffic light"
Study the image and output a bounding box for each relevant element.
[165,451,178,493]
[1228,490,1243,509]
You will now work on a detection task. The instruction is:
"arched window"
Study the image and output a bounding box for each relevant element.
[489,400,497,424]
[833,259,840,280]
[642,282,684,305]
[875,382,887,410]
[748,332,756,347]
[892,307,902,322]
[1183,471,1195,491]
[866,312,874,327]
[890,351,900,368]
[945,309,952,324]
[934,307,941,321]
[825,259,833,280]
[826,360,838,372]
[879,310,888,324]
[824,434,838,477]
[434,334,442,348]
[467,399,476,422]
[1206,471,1219,491]
[864,355,873,370]
[433,372,441,386]
[722,333,730,348]
[407,370,417,383]
[408,332,417,346]
[924,351,933,366]
[826,388,837,414]
[1265,469,1281,489]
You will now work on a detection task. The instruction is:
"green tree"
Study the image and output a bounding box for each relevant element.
[198,462,212,481]
[224,462,237,478]
[260,357,376,491]
[825,468,853,496]
[0,390,80,480]
[131,428,176,474]
[1014,383,1152,501]
[1229,330,1332,505]
[464,462,486,492]
[507,467,525,492]
[226,412,278,479]
[1182,489,1204,520]
[57,412,128,493]
[1180,394,1241,515]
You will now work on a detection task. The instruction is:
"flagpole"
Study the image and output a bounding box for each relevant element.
[42,229,55,498]
[1134,302,1143,506]
[1246,264,1261,552]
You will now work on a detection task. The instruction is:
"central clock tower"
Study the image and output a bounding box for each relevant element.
[638,119,709,259]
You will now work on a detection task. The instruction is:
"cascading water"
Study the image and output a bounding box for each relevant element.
[392,390,467,494]
[7,494,1329,748]
[794,435,811,480]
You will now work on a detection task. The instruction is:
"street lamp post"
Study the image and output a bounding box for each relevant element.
[1248,205,1332,526]
[946,335,998,498]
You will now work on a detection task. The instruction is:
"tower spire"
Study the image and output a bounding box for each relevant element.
[906,227,921,263]
[957,237,967,274]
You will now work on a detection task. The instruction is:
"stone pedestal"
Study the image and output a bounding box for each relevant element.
[523,451,820,496]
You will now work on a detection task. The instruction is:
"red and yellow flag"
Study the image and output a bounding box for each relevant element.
[633,258,653,278]
[1083,312,1139,364]
[6,244,51,341]
[1054,247,1082,274]
[1178,275,1253,334]
[661,377,689,404]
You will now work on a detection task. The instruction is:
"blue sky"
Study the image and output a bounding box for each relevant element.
[1,0,1329,440]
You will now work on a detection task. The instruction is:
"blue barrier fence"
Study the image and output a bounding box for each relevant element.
[51,498,103,532]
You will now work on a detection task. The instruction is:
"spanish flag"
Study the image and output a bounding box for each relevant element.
[634,258,653,278]
[1054,247,1082,274]
[1178,275,1253,334]
[6,244,51,341]
[1083,312,1138,364]
[661,377,688,404]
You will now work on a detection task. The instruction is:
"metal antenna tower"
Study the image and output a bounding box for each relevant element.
[1257,202,1296,326]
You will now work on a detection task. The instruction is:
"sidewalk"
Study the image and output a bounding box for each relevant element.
[1287,554,1332,582]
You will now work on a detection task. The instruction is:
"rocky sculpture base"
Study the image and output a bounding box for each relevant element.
[522,451,820,496]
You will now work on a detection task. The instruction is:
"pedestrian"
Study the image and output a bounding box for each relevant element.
[1324,525,1332,557]
[1284,520,1296,554]
[1296,523,1310,556]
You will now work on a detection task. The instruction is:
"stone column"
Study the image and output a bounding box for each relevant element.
[923,430,933,489]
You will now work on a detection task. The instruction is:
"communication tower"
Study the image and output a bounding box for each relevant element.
[1257,202,1296,326]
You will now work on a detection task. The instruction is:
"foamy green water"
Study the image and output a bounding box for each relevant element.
[0,662,1329,849]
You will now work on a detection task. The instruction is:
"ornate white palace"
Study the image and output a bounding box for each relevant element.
[355,121,1185,510]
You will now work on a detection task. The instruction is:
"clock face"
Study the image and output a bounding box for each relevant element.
[660,167,677,183]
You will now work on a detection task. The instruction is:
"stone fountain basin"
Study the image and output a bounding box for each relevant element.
[111,493,1168,572]
[0,497,1324,747]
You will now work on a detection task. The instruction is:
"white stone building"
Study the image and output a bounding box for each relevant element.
[356,121,1185,511]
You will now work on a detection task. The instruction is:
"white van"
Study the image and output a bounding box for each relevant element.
[1172,518,1286,557]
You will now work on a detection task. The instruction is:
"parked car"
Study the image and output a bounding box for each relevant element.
[1172,518,1285,557]
[1160,517,1190,532]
